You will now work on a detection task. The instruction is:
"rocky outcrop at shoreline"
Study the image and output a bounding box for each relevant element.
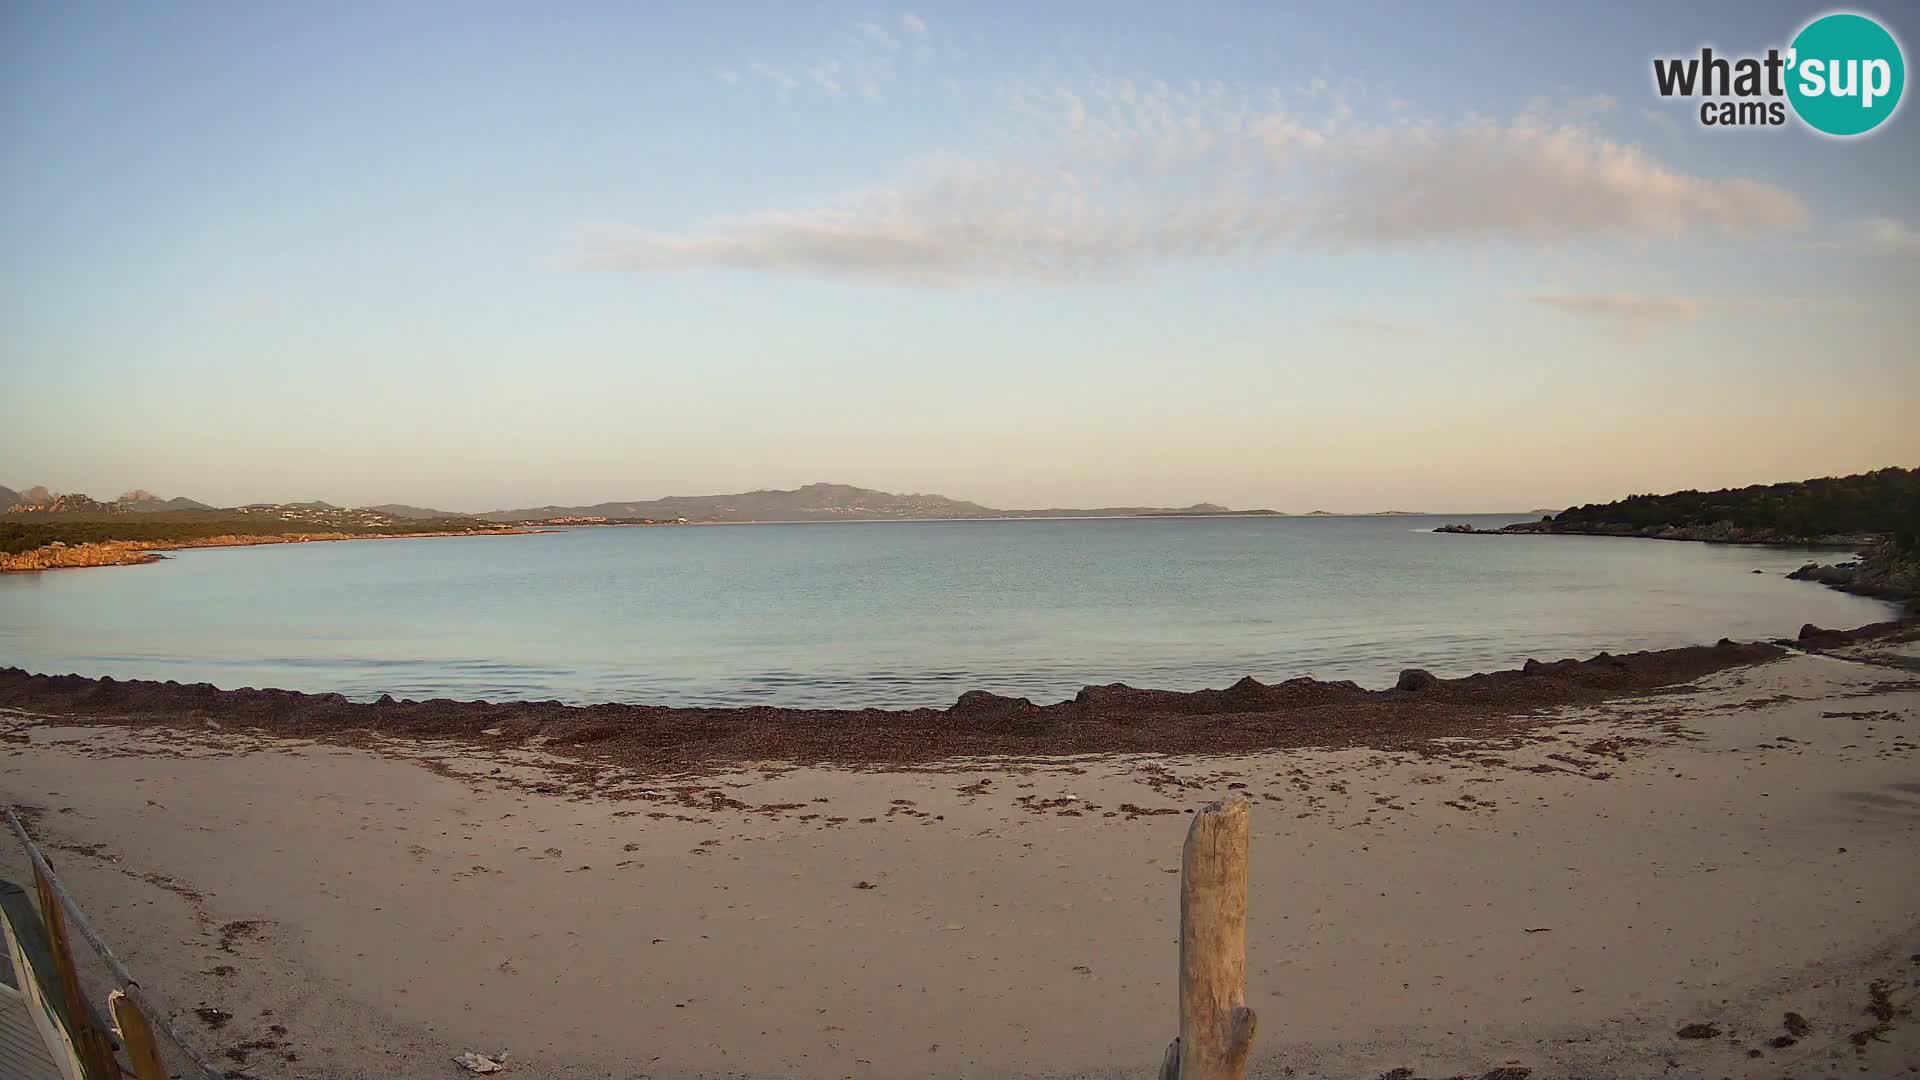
[0,528,528,572]
[1434,520,1882,545]
[0,541,171,571]
[1787,542,1920,603]
[1433,520,1918,606]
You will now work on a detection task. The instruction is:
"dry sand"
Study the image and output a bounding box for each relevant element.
[3,647,1918,1079]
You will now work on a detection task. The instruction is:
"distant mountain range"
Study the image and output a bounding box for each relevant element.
[377,484,1287,523]
[1,480,1523,524]
[1,486,212,514]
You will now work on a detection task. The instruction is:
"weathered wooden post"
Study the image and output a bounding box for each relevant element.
[1160,793,1255,1080]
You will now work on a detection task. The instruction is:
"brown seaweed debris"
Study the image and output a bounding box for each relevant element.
[216,920,262,954]
[1849,978,1910,1048]
[1,628,1889,775]
[1674,1022,1721,1039]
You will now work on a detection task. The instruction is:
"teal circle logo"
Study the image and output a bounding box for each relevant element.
[1787,13,1905,136]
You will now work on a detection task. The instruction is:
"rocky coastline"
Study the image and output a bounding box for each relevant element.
[0,527,533,572]
[7,620,1917,773]
[1433,519,1880,545]
[1434,521,1918,605]
[1786,541,1920,602]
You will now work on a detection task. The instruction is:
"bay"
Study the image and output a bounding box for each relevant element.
[0,516,1892,709]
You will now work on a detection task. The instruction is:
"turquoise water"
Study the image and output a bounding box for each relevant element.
[0,516,1894,709]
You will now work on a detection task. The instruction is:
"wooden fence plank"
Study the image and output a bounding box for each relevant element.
[109,990,170,1080]
[29,865,117,1080]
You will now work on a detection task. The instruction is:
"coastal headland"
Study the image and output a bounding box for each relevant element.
[1432,467,1920,603]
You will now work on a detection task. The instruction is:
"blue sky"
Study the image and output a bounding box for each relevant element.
[2,1,1915,512]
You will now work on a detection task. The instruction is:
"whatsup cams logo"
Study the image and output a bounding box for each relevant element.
[1652,11,1905,135]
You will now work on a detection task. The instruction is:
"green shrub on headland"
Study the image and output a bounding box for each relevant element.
[1550,467,1920,550]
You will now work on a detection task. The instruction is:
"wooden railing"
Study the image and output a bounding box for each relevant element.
[6,794,1256,1080]
[4,809,224,1080]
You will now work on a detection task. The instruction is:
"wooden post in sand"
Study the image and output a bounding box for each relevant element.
[1159,794,1255,1080]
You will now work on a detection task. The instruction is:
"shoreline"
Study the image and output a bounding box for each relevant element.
[4,618,1913,775]
[4,636,1917,1079]
[1433,524,1919,603]
[0,526,539,572]
[1432,519,1881,547]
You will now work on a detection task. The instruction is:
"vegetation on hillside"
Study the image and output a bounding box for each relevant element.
[0,516,495,556]
[1550,468,1920,549]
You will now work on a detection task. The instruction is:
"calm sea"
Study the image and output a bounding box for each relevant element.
[0,516,1894,709]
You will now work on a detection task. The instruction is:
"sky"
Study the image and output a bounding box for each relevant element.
[2,1,1916,513]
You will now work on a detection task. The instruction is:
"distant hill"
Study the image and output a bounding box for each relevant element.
[118,495,214,512]
[368,503,455,520]
[4,480,1280,526]
[472,484,1279,523]
[477,484,1257,523]
[6,493,116,515]
[480,483,993,523]
[1,485,213,513]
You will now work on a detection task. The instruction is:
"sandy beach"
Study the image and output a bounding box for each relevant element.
[3,634,1917,1079]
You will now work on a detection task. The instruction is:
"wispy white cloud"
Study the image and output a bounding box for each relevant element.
[1853,216,1920,256]
[854,20,898,51]
[1517,291,1857,341]
[645,54,1809,286]
[1520,291,1701,332]
[1524,93,1617,124]
[1328,315,1425,338]
[1316,116,1807,247]
[589,160,1298,287]
[900,12,927,35]
[1520,291,1700,343]
[726,18,902,102]
[1640,107,1680,134]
